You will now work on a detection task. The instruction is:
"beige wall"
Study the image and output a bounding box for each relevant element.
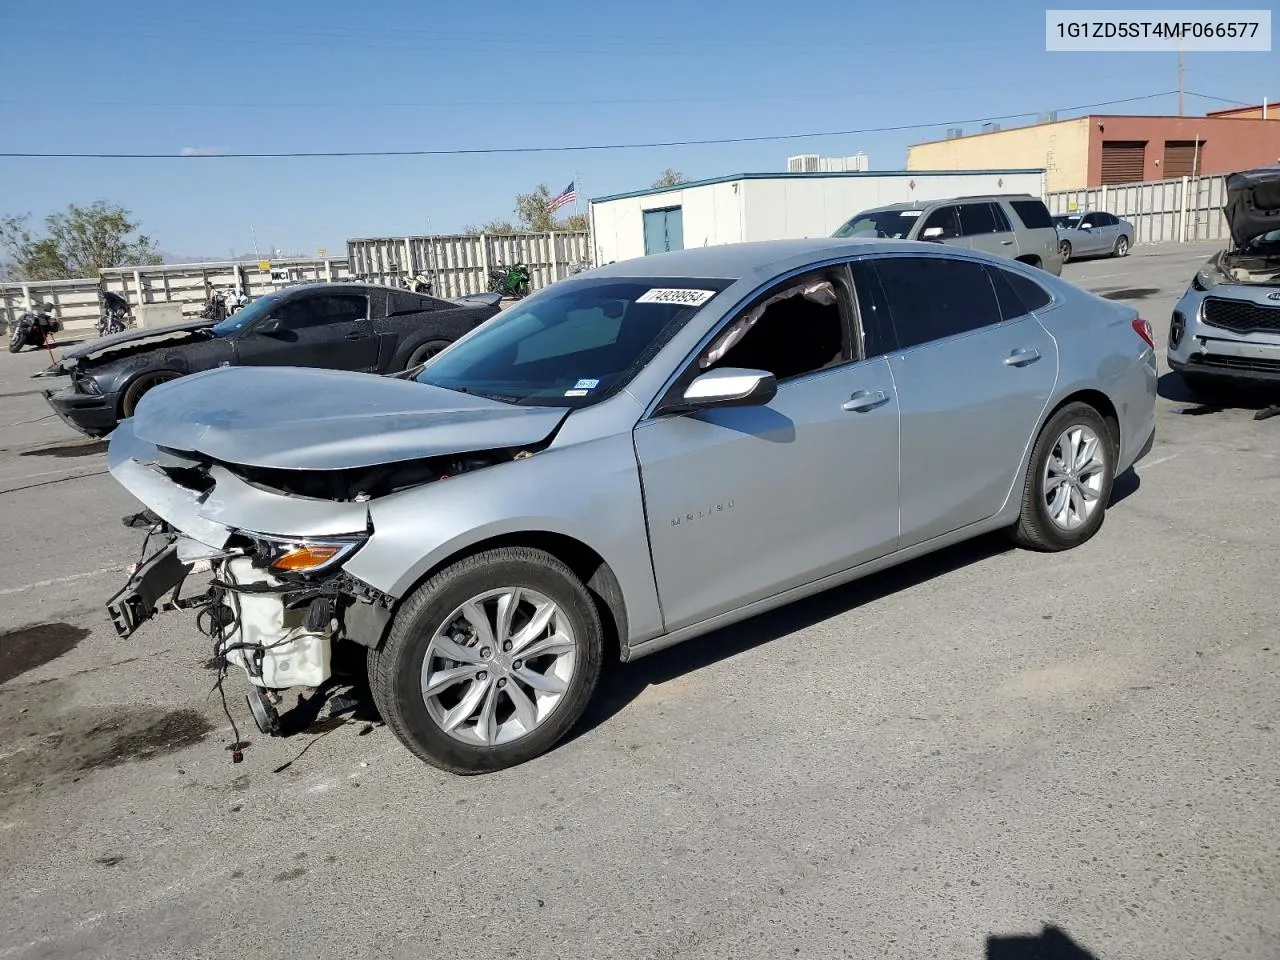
[907,118,1090,192]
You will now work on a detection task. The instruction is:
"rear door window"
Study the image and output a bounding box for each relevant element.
[987,266,1052,320]
[1008,199,1054,230]
[958,202,1001,236]
[871,256,1003,350]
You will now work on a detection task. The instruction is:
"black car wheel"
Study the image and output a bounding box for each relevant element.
[406,339,450,369]
[120,371,182,419]
[369,546,604,774]
[1009,402,1116,552]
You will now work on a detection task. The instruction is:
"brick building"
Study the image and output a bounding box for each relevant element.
[907,101,1280,192]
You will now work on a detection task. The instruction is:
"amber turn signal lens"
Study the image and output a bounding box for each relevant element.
[272,544,344,572]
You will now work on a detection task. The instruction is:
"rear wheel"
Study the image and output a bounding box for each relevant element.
[406,339,450,369]
[1009,402,1116,552]
[1059,240,1072,263]
[120,371,181,418]
[1113,235,1129,257]
[369,547,604,774]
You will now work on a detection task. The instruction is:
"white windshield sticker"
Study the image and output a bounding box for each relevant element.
[636,288,716,306]
[574,378,600,390]
[900,210,922,217]
[564,389,589,397]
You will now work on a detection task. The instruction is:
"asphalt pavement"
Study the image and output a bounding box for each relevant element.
[1,243,1277,960]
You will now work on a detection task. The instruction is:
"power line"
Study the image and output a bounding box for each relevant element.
[0,75,1149,112]
[0,91,1181,160]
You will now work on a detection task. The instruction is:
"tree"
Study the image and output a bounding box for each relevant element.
[652,169,688,188]
[462,185,587,235]
[0,201,163,281]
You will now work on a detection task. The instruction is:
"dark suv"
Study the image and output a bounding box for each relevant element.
[833,194,1063,276]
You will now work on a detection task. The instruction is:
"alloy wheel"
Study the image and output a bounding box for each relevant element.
[1042,425,1107,531]
[420,588,577,747]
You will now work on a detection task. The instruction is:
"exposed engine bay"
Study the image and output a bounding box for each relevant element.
[1221,251,1280,285]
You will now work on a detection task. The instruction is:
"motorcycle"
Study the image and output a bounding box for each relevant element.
[8,305,57,353]
[403,272,434,294]
[488,262,531,300]
[97,292,132,338]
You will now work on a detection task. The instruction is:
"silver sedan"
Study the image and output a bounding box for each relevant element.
[1053,211,1135,262]
[104,238,1158,773]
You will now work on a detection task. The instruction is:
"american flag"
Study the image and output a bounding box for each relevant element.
[547,181,576,213]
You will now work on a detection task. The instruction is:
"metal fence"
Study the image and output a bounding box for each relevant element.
[0,257,351,333]
[347,231,591,299]
[1046,174,1229,245]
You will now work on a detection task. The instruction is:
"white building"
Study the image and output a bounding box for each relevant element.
[588,169,1047,266]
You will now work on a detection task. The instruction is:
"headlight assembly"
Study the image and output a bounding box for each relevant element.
[248,533,367,576]
[1192,261,1226,292]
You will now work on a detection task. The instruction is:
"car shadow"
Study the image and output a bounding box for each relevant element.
[570,532,1017,743]
[1158,371,1279,416]
[986,924,1099,959]
[1110,466,1140,507]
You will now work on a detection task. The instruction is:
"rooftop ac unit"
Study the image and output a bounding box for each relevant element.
[787,154,823,172]
[946,128,963,139]
[982,122,1001,133]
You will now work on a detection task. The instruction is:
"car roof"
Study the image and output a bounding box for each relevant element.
[853,194,1042,215]
[585,238,956,281]
[274,281,407,296]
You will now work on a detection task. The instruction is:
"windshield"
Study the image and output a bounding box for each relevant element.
[833,208,922,239]
[209,290,284,336]
[1053,215,1083,229]
[416,277,734,407]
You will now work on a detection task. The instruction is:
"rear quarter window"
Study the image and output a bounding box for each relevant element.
[1008,200,1054,230]
[987,266,1053,320]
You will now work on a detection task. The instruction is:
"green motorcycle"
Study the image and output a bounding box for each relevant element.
[488,262,531,300]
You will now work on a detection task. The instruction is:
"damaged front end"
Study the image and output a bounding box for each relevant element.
[105,413,549,737]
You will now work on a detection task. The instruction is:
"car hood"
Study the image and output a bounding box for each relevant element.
[35,317,217,376]
[126,365,569,470]
[1225,166,1280,248]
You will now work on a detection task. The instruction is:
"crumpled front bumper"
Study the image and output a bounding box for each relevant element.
[41,384,119,437]
[105,420,384,693]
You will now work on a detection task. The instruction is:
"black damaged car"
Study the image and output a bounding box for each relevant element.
[35,282,502,437]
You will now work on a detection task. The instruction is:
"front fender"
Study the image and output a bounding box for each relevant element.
[340,432,665,645]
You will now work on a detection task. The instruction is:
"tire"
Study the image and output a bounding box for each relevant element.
[1059,240,1072,264]
[369,546,604,774]
[8,327,24,353]
[120,371,182,419]
[1009,402,1116,552]
[405,339,450,368]
[1113,235,1129,257]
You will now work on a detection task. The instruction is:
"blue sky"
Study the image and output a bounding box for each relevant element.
[1,0,1272,258]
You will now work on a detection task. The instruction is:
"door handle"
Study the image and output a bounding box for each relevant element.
[1004,347,1041,366]
[344,332,368,340]
[842,389,890,413]
[1000,240,1014,246]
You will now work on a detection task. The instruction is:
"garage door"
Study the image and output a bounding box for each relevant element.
[1101,141,1146,184]
[1163,140,1202,179]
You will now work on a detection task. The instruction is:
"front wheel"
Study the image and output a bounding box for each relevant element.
[369,547,604,774]
[1113,236,1129,257]
[120,371,182,418]
[8,325,25,353]
[1009,402,1116,552]
[1059,240,1072,264]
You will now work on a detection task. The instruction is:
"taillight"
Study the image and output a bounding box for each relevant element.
[1131,317,1154,350]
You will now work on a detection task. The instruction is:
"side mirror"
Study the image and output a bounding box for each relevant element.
[256,318,284,335]
[1080,222,1093,230]
[920,226,944,241]
[661,367,777,415]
